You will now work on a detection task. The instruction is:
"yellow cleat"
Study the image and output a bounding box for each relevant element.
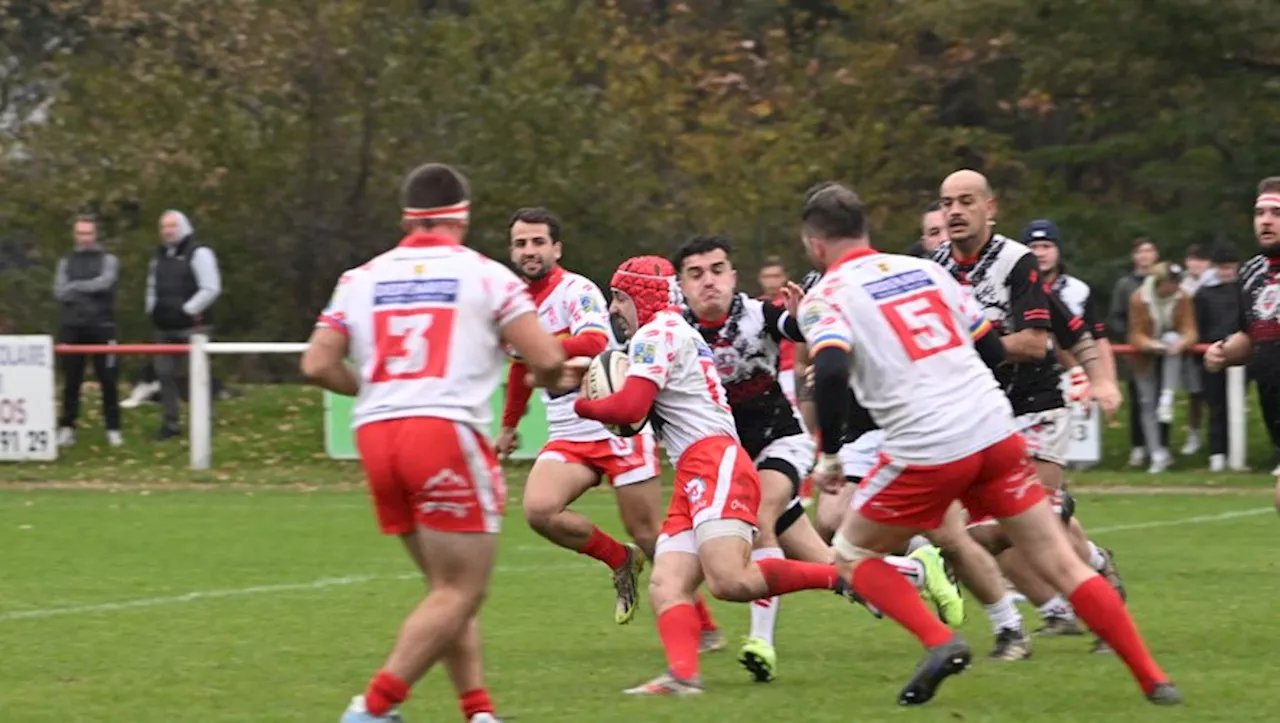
[910,545,966,627]
[613,543,645,625]
[737,636,777,683]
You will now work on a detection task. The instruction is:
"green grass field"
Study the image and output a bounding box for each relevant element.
[2,385,1279,721]
[1,485,1277,722]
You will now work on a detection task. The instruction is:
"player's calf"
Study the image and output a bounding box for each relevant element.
[998,500,1180,703]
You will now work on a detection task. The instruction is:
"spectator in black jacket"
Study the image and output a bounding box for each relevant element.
[146,210,221,440]
[53,215,123,447]
[1195,244,1243,472]
[1109,237,1166,467]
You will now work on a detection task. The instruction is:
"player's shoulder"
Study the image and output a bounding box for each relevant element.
[1241,254,1268,279]
[928,242,951,265]
[1059,274,1091,295]
[992,233,1034,262]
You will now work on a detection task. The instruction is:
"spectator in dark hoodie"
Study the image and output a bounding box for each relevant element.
[1195,243,1243,472]
[53,215,123,448]
[146,210,221,440]
[1110,237,1165,467]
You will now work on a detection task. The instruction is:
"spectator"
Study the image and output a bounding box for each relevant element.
[1206,176,1280,507]
[1176,243,1214,454]
[1128,262,1198,473]
[757,255,787,298]
[146,210,221,441]
[1110,237,1165,467]
[53,215,123,447]
[906,201,947,257]
[1194,243,1242,472]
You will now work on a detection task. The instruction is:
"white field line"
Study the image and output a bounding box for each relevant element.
[1,506,1272,624]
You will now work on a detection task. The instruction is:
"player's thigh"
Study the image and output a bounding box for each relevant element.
[696,520,756,599]
[612,476,664,530]
[756,434,815,501]
[994,500,1089,591]
[415,526,499,599]
[523,449,599,517]
[778,510,836,563]
[815,481,856,535]
[650,531,705,607]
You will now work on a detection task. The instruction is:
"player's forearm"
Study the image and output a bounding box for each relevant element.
[574,377,659,426]
[811,347,851,455]
[1220,332,1254,366]
[501,361,534,429]
[1068,332,1111,385]
[302,361,359,396]
[561,330,609,358]
[1001,328,1049,363]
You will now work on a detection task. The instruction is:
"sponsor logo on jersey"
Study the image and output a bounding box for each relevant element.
[862,269,933,300]
[374,278,459,306]
[631,340,657,364]
[579,293,603,315]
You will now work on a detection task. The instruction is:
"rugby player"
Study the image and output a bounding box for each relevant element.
[304,163,568,723]
[571,256,849,696]
[796,181,1181,706]
[497,208,719,641]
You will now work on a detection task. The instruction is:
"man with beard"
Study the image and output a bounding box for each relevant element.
[1206,177,1280,511]
[498,208,721,642]
[673,235,925,682]
[930,171,1126,659]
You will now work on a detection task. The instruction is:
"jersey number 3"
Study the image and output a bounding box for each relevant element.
[882,290,962,361]
[372,308,456,382]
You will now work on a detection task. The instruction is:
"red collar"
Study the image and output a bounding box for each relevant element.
[526,265,565,306]
[827,246,879,273]
[398,232,460,248]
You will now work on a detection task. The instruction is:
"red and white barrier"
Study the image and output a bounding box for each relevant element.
[51,337,1250,472]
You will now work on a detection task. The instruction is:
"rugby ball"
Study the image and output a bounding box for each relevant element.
[583,349,643,437]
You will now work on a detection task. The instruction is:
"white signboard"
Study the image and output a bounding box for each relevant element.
[1065,401,1101,464]
[0,335,57,461]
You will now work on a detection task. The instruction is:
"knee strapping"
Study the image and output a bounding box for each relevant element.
[832,532,882,565]
[774,497,806,536]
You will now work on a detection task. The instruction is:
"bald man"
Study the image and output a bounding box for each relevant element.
[929,170,1130,659]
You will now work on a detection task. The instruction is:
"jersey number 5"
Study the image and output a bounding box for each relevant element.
[882,290,962,361]
[371,308,456,382]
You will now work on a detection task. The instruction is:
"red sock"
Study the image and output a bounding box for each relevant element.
[579,526,629,570]
[693,593,718,632]
[756,558,839,595]
[364,670,410,716]
[850,558,952,648]
[1069,575,1167,694]
[655,604,701,680]
[459,688,494,720]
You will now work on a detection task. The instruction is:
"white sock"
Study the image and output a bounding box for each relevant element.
[1087,541,1107,571]
[984,593,1023,634]
[906,535,932,555]
[748,547,784,646]
[884,555,926,590]
[1037,594,1075,620]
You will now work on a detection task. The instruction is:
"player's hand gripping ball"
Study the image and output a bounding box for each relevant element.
[582,349,644,437]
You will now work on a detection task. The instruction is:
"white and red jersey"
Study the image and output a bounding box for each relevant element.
[625,309,738,461]
[533,269,620,442]
[797,248,1015,465]
[317,233,534,435]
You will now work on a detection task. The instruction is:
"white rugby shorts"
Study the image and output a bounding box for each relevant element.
[1014,407,1070,467]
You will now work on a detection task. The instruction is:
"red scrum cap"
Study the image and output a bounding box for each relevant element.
[611,255,680,326]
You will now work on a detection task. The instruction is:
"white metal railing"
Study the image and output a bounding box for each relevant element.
[183,335,1253,472]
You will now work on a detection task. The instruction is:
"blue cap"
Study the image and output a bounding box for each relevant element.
[1021,219,1062,246]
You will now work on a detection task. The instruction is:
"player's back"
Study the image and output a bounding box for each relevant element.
[627,310,738,461]
[810,250,1014,464]
[328,242,531,433]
